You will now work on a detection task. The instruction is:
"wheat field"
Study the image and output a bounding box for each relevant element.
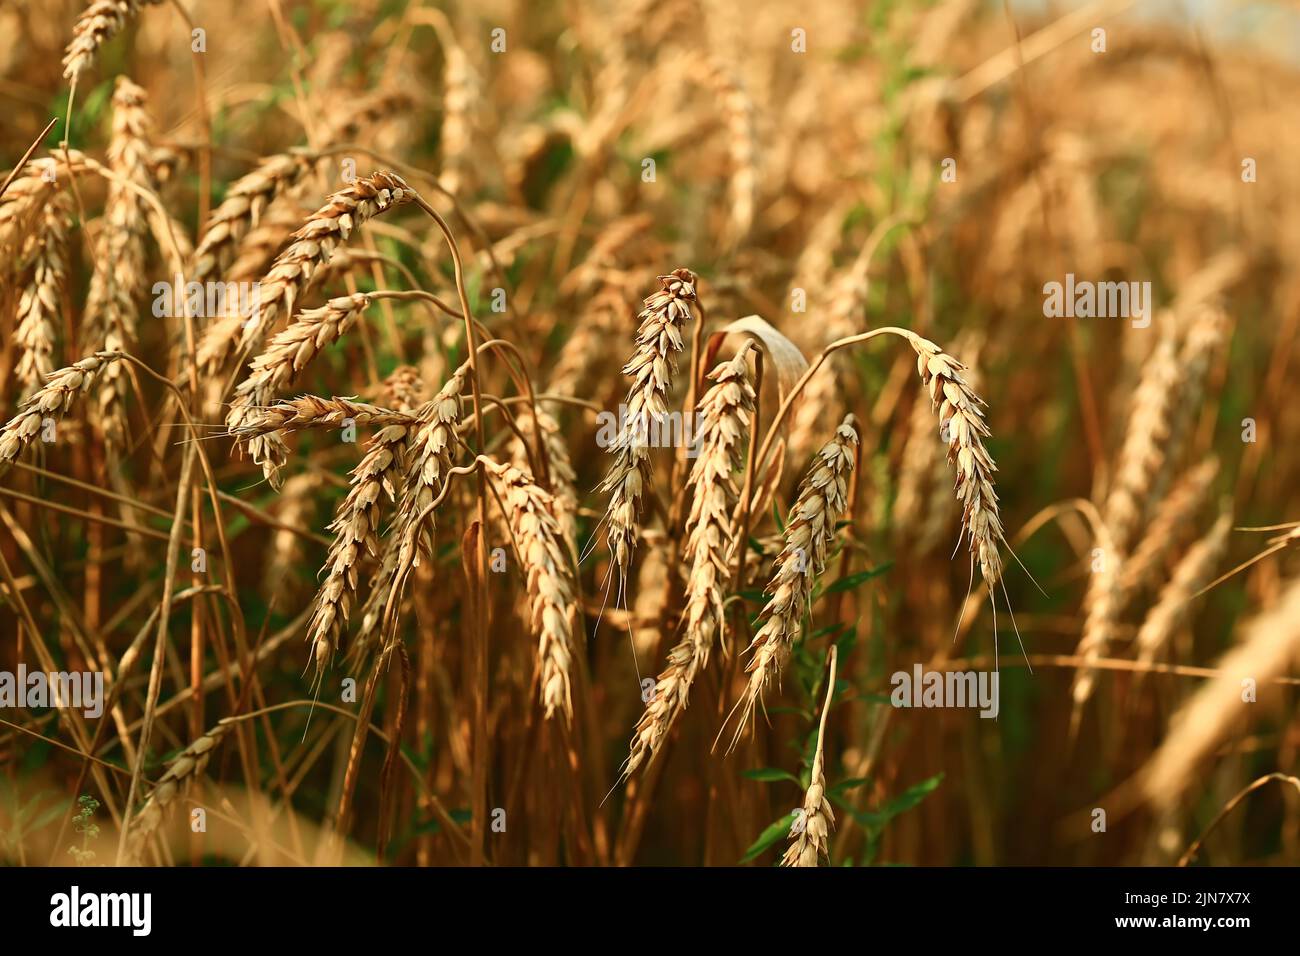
[1,0,1299,868]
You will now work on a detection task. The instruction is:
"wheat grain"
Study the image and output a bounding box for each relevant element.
[306,422,410,679]
[730,414,857,744]
[907,333,1005,584]
[189,151,313,285]
[486,458,581,721]
[214,172,417,486]
[1103,330,1179,555]
[627,343,755,775]
[124,718,235,862]
[14,192,72,397]
[62,0,162,84]
[1134,509,1232,669]
[0,353,123,476]
[598,268,698,584]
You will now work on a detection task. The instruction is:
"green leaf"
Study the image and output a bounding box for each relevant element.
[840,773,945,833]
[828,777,870,797]
[742,768,801,785]
[740,812,796,864]
[822,563,894,595]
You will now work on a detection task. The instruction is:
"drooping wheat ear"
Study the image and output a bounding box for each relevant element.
[513,408,579,558]
[730,415,858,746]
[895,331,986,552]
[189,151,313,285]
[62,0,162,84]
[0,353,123,476]
[86,77,154,455]
[231,397,416,439]
[1134,509,1232,670]
[1070,519,1120,732]
[306,423,410,680]
[227,292,379,489]
[1121,457,1218,603]
[626,343,755,776]
[598,268,698,584]
[14,191,72,397]
[231,395,416,442]
[486,458,581,722]
[1103,330,1179,555]
[200,170,416,379]
[0,152,88,262]
[351,367,467,666]
[783,645,838,868]
[907,333,1006,584]
[124,718,234,863]
[1141,576,1300,811]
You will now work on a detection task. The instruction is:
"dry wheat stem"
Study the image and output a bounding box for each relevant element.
[728,414,858,749]
[626,343,755,776]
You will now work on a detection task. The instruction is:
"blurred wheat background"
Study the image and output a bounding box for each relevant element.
[1,0,1299,867]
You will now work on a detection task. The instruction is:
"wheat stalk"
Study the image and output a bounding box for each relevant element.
[729,414,858,746]
[215,171,416,484]
[1121,457,1218,603]
[486,458,581,721]
[626,343,755,775]
[1070,518,1120,733]
[598,268,698,585]
[783,645,838,867]
[228,291,380,488]
[85,78,155,455]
